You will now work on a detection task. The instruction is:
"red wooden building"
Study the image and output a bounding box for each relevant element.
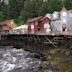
[27,16,51,33]
[27,16,42,33]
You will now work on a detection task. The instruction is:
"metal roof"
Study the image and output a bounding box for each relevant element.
[0,20,17,29]
[27,16,42,23]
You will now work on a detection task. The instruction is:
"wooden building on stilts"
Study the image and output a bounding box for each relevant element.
[1,7,72,53]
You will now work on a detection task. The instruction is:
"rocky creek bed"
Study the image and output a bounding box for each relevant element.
[0,46,42,72]
[0,46,72,72]
[42,48,72,72]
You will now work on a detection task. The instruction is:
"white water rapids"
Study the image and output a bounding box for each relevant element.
[0,46,42,72]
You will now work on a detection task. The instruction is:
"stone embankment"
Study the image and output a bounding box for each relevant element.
[42,48,72,72]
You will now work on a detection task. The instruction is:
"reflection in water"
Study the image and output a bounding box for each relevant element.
[0,46,42,72]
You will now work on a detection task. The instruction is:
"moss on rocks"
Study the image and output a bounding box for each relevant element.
[42,48,72,72]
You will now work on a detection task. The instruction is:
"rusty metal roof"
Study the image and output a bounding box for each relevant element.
[0,20,17,29]
[27,16,42,23]
[60,7,67,12]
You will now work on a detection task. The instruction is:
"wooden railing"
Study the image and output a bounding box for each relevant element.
[1,29,72,36]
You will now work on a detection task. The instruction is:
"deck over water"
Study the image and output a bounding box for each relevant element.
[6,31,72,36]
[32,31,72,36]
[1,31,72,36]
[0,31,72,50]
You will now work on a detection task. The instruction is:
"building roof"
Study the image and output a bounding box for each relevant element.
[52,18,61,21]
[27,16,42,23]
[0,20,17,29]
[60,7,67,12]
[39,16,51,21]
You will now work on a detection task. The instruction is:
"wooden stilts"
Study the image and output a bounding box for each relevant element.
[45,36,57,48]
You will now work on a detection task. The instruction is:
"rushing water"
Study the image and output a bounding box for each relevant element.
[0,46,42,72]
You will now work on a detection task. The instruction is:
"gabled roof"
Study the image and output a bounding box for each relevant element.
[0,20,17,29]
[60,7,67,12]
[27,16,42,23]
[39,16,51,21]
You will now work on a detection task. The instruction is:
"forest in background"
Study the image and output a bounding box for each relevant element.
[0,0,72,25]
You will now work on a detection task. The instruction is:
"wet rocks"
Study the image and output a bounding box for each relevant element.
[0,46,42,72]
[42,48,72,72]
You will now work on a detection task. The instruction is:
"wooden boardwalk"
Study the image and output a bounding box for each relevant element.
[23,31,72,36]
[1,30,72,36]
[0,31,72,52]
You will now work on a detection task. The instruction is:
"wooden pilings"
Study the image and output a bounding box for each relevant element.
[0,34,72,53]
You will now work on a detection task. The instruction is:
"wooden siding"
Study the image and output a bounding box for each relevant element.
[27,16,51,33]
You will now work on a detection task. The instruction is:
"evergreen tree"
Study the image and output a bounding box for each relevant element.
[20,0,43,23]
[0,0,72,25]
[65,0,72,10]
[38,1,49,16]
[0,11,5,21]
[0,0,7,20]
[47,0,63,12]
[7,0,25,19]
